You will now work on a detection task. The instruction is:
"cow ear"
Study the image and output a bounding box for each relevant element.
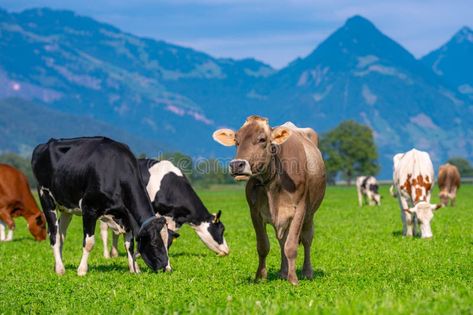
[169,230,180,240]
[271,126,291,145]
[213,129,236,146]
[213,210,222,223]
[431,204,443,211]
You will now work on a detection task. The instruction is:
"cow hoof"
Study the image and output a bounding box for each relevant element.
[254,269,268,282]
[130,265,141,273]
[110,249,119,258]
[103,252,110,259]
[288,276,299,286]
[302,269,314,279]
[77,267,88,276]
[55,267,66,275]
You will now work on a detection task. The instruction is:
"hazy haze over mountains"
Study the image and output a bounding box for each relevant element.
[0,8,472,178]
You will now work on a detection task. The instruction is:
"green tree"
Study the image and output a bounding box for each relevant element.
[447,157,473,177]
[0,152,36,188]
[320,120,379,185]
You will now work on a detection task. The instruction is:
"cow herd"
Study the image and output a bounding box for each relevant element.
[358,148,461,239]
[0,115,463,285]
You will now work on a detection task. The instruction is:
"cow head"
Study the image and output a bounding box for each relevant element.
[404,202,442,238]
[27,212,47,241]
[213,115,291,180]
[193,210,229,256]
[136,216,171,272]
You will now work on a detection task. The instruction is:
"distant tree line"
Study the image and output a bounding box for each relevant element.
[1,122,473,189]
[0,151,235,189]
[319,120,473,184]
[139,152,235,188]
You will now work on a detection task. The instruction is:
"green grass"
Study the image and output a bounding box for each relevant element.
[1,185,472,314]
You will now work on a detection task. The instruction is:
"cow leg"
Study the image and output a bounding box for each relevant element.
[450,187,457,207]
[49,212,72,275]
[0,221,5,241]
[77,211,96,276]
[0,220,12,241]
[250,210,269,281]
[357,188,363,207]
[125,231,140,273]
[399,197,414,237]
[301,217,314,279]
[367,192,374,206]
[99,221,111,259]
[0,208,15,241]
[37,189,64,274]
[49,211,65,275]
[402,210,414,237]
[111,232,119,257]
[284,203,306,285]
[277,232,289,279]
[58,212,72,257]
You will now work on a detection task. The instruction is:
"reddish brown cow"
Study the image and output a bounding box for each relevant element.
[0,164,46,241]
[438,163,461,206]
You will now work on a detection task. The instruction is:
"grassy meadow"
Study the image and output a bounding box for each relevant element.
[0,185,472,314]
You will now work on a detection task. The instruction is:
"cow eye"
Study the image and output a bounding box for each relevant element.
[258,137,266,144]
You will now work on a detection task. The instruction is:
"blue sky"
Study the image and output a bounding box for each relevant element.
[1,0,472,68]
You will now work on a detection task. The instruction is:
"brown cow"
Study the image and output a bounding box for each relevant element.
[213,116,326,285]
[0,164,46,241]
[438,163,461,206]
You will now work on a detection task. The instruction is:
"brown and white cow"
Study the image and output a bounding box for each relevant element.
[213,116,326,285]
[0,164,46,241]
[438,163,461,207]
[392,149,442,238]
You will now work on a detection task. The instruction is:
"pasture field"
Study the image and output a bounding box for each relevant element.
[0,185,472,314]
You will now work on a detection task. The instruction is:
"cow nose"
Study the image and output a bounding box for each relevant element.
[230,160,247,174]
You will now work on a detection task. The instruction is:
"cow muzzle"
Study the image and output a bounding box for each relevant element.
[229,159,252,180]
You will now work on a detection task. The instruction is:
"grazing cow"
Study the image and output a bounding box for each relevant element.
[392,149,442,238]
[213,116,326,285]
[31,137,171,276]
[0,164,46,241]
[438,163,461,207]
[356,176,381,206]
[100,158,229,258]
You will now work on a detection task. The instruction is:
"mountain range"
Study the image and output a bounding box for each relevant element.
[0,8,472,178]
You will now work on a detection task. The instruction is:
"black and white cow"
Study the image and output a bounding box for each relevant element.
[356,176,381,207]
[101,158,229,258]
[31,137,171,276]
